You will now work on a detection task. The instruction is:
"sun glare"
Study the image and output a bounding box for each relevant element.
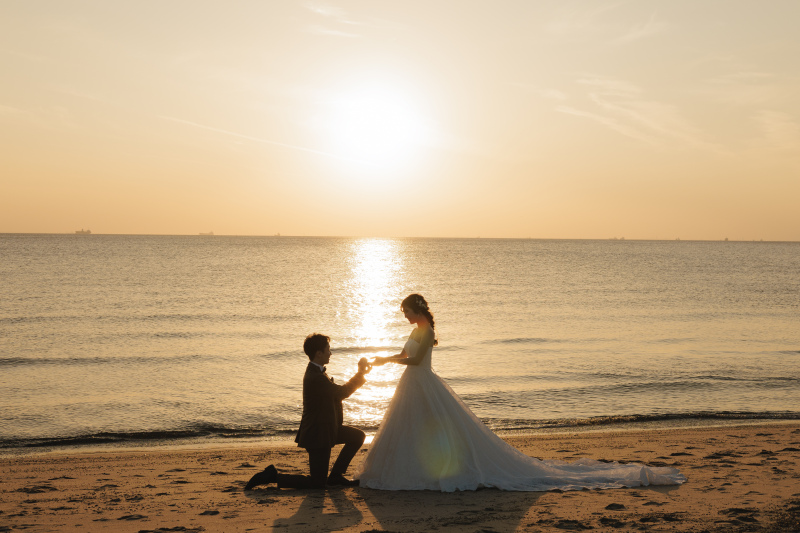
[347,239,402,346]
[323,84,434,169]
[342,239,407,428]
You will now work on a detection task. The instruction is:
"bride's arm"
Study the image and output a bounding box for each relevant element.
[372,350,407,366]
[393,328,434,366]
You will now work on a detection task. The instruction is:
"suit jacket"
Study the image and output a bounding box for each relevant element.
[294,362,366,449]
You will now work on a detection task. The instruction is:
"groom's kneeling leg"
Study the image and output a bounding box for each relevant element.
[307,447,332,487]
[276,473,325,490]
[276,447,329,489]
[330,425,365,476]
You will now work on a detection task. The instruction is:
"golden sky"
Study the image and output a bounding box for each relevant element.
[2,1,799,240]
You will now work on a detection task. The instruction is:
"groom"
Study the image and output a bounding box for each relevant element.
[245,333,371,490]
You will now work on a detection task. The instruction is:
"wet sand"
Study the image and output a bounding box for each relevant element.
[2,422,799,532]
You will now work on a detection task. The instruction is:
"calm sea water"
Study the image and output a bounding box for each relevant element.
[1,234,799,450]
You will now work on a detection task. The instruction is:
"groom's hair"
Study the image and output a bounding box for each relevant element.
[303,333,330,360]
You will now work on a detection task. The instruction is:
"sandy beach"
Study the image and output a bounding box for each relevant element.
[1,422,799,532]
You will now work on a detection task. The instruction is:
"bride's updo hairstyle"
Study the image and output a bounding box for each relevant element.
[401,293,438,346]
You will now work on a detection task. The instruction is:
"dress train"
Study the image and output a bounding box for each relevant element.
[356,336,686,492]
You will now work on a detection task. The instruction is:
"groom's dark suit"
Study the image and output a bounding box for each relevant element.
[277,362,366,489]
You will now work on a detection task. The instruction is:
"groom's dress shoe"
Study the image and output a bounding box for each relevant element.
[245,464,278,490]
[327,473,359,487]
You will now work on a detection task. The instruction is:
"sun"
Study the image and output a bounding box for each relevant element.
[322,83,433,169]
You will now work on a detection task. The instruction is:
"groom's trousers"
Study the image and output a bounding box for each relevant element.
[277,425,365,489]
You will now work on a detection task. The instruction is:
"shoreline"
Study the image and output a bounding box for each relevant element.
[3,416,798,459]
[2,422,799,532]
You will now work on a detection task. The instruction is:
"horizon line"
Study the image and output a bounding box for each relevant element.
[1,232,797,243]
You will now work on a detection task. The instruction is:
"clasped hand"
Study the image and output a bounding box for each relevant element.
[358,357,373,374]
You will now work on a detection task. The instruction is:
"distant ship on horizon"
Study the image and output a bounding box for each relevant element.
[75,229,91,234]
[199,231,214,236]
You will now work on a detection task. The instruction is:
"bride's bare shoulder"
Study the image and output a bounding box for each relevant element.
[415,325,434,342]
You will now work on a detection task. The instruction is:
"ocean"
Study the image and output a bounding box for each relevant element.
[1,234,798,452]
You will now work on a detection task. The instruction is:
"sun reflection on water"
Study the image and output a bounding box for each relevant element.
[346,239,402,346]
[341,239,408,429]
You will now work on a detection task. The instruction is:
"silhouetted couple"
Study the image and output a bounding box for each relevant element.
[246,294,686,492]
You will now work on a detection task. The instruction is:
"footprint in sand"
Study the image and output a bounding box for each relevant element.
[17,485,58,494]
[599,517,626,528]
[554,519,592,530]
[93,484,120,491]
[117,514,147,520]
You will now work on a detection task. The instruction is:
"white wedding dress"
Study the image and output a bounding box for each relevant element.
[356,333,686,492]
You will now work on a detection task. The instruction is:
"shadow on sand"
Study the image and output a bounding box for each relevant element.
[360,486,542,532]
[254,486,540,533]
[263,489,363,532]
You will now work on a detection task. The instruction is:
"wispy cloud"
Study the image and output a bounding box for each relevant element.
[159,115,371,166]
[540,88,569,101]
[547,1,627,34]
[1,48,48,63]
[613,12,668,44]
[753,111,800,153]
[548,4,668,47]
[509,83,568,101]
[303,2,362,37]
[702,71,785,106]
[305,24,360,38]
[556,104,657,145]
[0,102,82,132]
[0,104,25,116]
[305,3,358,23]
[555,75,717,151]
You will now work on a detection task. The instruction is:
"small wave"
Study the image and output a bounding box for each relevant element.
[461,376,800,405]
[482,411,800,431]
[0,357,33,367]
[154,331,203,339]
[534,411,800,429]
[688,374,800,383]
[0,315,63,325]
[649,337,696,344]
[335,345,399,354]
[480,337,554,345]
[260,345,399,359]
[595,377,798,393]
[0,353,216,367]
[4,412,798,450]
[0,423,296,449]
[136,313,299,323]
[0,313,299,326]
[339,344,460,354]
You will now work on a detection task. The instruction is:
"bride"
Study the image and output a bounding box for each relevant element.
[355,294,686,492]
